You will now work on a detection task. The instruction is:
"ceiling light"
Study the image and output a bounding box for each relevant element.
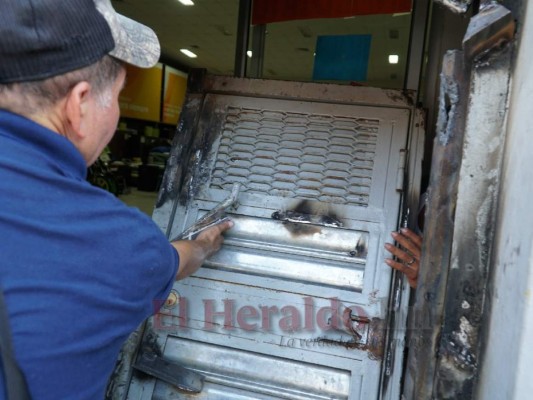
[247,51,252,58]
[180,49,197,58]
[178,0,194,5]
[389,54,399,64]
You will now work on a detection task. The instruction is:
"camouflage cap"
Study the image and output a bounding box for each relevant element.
[95,0,160,69]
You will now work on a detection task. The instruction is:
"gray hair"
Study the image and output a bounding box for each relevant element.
[0,55,123,115]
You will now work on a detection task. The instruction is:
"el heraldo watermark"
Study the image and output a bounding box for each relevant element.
[153,293,369,334]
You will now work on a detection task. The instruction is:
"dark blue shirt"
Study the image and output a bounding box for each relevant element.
[0,110,178,399]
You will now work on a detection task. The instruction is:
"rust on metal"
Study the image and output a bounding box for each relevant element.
[463,3,515,60]
[315,317,386,360]
[384,89,416,108]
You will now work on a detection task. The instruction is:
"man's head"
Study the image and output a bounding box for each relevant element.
[0,0,160,83]
[0,0,161,165]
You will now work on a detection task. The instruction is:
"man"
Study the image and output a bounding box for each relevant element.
[0,0,232,398]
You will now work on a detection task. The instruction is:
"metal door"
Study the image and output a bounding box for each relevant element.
[118,75,423,400]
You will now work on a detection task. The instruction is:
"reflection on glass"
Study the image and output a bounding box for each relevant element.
[250,14,411,89]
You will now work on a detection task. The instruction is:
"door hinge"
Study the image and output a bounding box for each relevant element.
[396,149,408,192]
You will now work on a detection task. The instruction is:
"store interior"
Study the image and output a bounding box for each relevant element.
[101,0,420,215]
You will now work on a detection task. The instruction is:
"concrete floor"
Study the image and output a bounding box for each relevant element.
[119,188,159,216]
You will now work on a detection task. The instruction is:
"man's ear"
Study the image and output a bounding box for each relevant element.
[64,81,92,139]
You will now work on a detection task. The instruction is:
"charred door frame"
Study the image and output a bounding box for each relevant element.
[402,3,516,399]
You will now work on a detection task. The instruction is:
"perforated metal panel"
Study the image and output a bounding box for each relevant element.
[211,107,378,206]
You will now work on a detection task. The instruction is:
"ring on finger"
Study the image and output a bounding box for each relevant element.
[405,257,416,266]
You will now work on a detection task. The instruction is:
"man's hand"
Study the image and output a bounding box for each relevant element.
[171,219,234,280]
[384,228,422,288]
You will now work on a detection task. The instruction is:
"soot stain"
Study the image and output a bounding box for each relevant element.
[274,200,341,237]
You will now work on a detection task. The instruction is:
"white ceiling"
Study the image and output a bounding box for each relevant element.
[112,0,412,88]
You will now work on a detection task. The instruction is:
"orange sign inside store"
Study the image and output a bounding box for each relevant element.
[119,63,163,122]
[163,66,188,125]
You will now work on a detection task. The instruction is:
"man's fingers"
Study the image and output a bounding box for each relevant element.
[196,219,234,241]
[210,219,234,235]
[219,219,234,232]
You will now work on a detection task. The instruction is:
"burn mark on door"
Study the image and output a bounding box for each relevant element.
[272,200,343,237]
[350,236,368,258]
[156,95,225,208]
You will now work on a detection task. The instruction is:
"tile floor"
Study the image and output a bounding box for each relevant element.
[119,188,159,216]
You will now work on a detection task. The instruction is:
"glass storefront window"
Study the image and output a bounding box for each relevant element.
[249,13,412,89]
[116,1,412,89]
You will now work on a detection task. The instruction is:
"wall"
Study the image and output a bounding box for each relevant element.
[477,1,533,398]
